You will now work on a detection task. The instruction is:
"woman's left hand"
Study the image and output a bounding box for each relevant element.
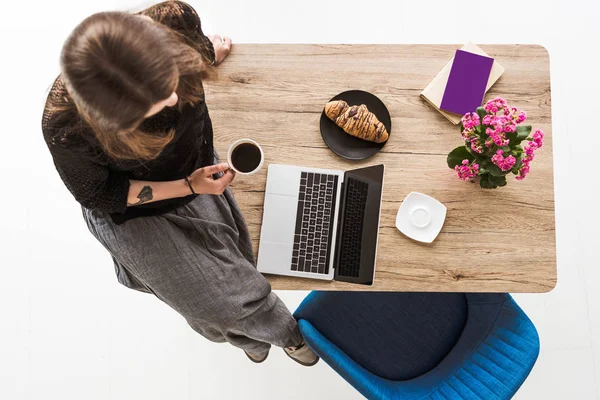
[188,162,235,195]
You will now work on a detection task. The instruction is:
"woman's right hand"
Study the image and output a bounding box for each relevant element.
[208,35,232,65]
[189,162,235,195]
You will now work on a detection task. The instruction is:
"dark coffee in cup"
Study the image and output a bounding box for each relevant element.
[228,139,264,174]
[231,143,261,173]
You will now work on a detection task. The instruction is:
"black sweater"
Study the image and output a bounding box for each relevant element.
[42,1,216,223]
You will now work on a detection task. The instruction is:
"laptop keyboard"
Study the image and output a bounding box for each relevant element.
[337,178,369,278]
[291,172,339,274]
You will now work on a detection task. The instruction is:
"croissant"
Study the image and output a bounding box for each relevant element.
[324,100,389,143]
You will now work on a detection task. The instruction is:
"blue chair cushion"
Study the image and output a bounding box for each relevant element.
[296,294,539,400]
[294,292,468,381]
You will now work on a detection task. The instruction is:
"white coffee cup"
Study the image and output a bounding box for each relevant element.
[227,138,265,175]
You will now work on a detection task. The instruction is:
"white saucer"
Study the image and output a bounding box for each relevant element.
[395,192,447,243]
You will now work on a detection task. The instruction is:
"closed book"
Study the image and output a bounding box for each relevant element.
[440,50,494,116]
[420,43,505,124]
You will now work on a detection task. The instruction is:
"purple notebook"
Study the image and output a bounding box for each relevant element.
[440,50,494,115]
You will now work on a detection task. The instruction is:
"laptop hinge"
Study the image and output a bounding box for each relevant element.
[332,179,347,275]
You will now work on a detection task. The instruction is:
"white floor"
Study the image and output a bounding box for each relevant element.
[2,0,599,399]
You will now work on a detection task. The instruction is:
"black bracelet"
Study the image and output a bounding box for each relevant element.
[184,176,196,195]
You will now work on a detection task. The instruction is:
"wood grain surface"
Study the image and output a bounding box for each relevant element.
[204,44,555,293]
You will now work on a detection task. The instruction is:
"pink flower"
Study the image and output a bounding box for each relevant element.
[505,155,516,169]
[484,97,508,114]
[491,150,517,171]
[532,129,544,148]
[482,111,514,147]
[504,125,512,133]
[525,143,536,156]
[461,127,477,142]
[455,159,479,181]
[470,138,483,154]
[516,137,543,180]
[502,106,526,126]
[461,112,480,130]
[492,133,509,147]
[516,163,531,180]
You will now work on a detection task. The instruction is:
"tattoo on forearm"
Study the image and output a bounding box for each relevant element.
[128,185,153,206]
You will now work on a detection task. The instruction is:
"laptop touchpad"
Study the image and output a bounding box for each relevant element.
[265,166,301,196]
[261,193,297,244]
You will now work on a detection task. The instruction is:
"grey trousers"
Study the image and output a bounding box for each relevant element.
[82,188,302,356]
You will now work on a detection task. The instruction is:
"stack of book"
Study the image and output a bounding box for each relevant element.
[421,42,505,124]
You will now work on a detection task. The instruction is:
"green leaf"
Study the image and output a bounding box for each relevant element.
[480,174,507,189]
[489,175,507,187]
[516,125,532,141]
[447,146,474,169]
[476,106,487,121]
[487,163,505,177]
[507,133,518,148]
[500,146,511,153]
[507,126,532,148]
[510,158,523,175]
[479,174,497,189]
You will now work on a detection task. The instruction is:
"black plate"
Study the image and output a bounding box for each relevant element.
[320,90,391,160]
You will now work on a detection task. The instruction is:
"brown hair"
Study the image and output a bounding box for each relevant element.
[51,11,213,160]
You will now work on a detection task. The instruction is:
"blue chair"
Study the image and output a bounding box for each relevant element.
[294,292,539,400]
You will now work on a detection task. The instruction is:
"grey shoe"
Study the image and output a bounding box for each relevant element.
[245,350,269,364]
[284,342,319,367]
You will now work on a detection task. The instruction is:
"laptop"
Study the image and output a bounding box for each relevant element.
[257,164,384,285]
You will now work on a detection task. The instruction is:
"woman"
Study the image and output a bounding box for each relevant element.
[42,0,317,366]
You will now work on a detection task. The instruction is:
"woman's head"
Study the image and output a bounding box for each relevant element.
[58,11,210,160]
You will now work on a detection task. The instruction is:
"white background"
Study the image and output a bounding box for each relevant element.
[1,0,599,399]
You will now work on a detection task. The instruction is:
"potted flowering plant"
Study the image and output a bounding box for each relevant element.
[447,97,545,189]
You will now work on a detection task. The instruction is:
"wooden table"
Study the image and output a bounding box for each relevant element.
[205,44,555,293]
